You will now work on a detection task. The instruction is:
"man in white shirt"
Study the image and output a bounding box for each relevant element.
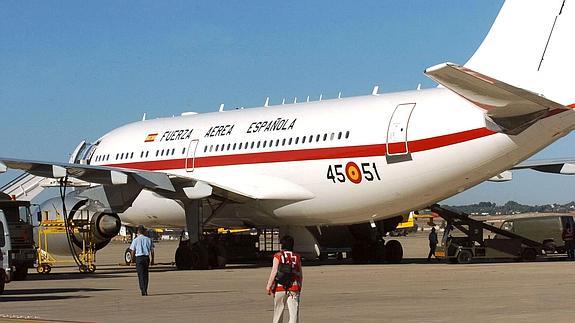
[130,226,155,296]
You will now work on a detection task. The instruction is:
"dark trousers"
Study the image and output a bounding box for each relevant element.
[427,244,437,260]
[136,256,150,294]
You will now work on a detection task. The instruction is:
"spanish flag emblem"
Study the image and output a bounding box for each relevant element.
[144,133,158,142]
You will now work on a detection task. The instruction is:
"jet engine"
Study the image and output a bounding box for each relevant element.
[38,195,121,256]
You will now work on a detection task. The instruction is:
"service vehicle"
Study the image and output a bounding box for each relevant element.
[0,192,36,293]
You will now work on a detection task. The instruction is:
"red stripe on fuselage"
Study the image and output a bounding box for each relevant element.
[105,127,497,171]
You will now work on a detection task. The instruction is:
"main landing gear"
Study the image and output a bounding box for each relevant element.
[349,217,404,264]
[174,200,226,270]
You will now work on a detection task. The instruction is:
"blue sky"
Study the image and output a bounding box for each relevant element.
[1,1,574,205]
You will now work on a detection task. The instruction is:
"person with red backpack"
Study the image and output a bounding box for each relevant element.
[266,235,303,323]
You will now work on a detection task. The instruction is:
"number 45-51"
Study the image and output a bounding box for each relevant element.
[327,162,381,184]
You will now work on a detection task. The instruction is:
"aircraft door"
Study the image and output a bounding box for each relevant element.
[185,139,199,172]
[386,103,415,163]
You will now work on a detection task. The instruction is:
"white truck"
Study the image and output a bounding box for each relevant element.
[0,192,36,294]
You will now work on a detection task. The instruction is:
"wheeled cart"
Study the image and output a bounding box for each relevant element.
[430,205,545,263]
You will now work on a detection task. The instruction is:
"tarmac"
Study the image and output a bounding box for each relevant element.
[2,233,575,323]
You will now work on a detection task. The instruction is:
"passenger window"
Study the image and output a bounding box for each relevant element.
[233,143,237,150]
[209,145,213,152]
[330,133,335,140]
[323,134,327,141]
[338,132,342,140]
[251,142,255,149]
[145,152,148,158]
[345,131,350,139]
[302,136,306,143]
[288,138,292,145]
[227,143,231,150]
[282,139,286,146]
[275,139,280,147]
[263,141,267,148]
[257,141,261,148]
[131,152,134,158]
[155,150,159,157]
[295,137,299,144]
[215,145,219,152]
[316,134,320,142]
[182,148,186,154]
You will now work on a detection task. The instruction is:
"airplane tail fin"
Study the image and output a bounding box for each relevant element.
[465,0,574,105]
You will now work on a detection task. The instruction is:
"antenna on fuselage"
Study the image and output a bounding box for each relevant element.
[219,103,225,112]
[371,86,379,95]
[142,113,147,121]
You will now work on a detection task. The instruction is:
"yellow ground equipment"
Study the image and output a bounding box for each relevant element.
[36,212,97,274]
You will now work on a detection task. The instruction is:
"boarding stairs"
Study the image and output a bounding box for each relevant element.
[1,172,90,201]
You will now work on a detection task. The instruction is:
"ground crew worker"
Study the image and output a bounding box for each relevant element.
[130,225,155,296]
[562,222,574,260]
[427,227,438,262]
[266,235,303,323]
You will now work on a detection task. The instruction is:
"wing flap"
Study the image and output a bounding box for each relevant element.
[425,62,569,134]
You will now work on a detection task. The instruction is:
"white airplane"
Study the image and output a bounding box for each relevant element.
[0,0,574,268]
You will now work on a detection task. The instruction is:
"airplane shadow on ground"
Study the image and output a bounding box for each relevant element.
[26,265,177,281]
[0,287,117,302]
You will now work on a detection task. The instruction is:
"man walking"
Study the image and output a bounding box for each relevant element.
[427,227,438,262]
[130,225,154,296]
[562,222,574,260]
[266,235,303,323]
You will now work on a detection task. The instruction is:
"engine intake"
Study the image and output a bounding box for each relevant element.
[38,195,121,256]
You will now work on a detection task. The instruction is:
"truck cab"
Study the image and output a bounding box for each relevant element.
[0,193,36,292]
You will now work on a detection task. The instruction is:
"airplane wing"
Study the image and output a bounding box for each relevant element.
[0,157,175,192]
[511,158,575,175]
[424,62,570,134]
[0,157,314,203]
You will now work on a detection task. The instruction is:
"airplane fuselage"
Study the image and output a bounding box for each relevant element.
[85,87,574,228]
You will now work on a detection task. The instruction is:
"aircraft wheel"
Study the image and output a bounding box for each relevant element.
[0,269,5,295]
[521,248,537,262]
[44,265,52,274]
[37,265,45,274]
[175,244,193,270]
[385,240,403,264]
[457,250,472,264]
[373,240,386,263]
[88,264,96,273]
[124,248,133,265]
[352,242,370,264]
[190,242,210,270]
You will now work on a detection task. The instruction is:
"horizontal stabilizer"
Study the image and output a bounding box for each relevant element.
[425,63,569,134]
[512,158,575,175]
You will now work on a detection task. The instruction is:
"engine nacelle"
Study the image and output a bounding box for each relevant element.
[38,195,121,256]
